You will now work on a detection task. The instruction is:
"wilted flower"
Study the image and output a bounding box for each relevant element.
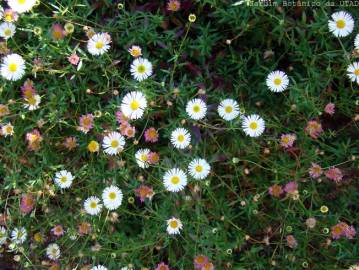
[78,222,92,236]
[194,255,209,269]
[20,193,35,214]
[3,9,18,23]
[331,222,356,240]
[155,262,169,270]
[51,24,66,40]
[147,152,160,165]
[68,53,80,65]
[26,129,43,151]
[79,114,94,134]
[21,79,36,98]
[284,181,298,194]
[51,225,64,237]
[305,120,323,138]
[0,104,10,117]
[268,184,283,198]
[305,218,317,229]
[325,167,343,182]
[280,133,296,148]
[64,137,77,151]
[144,127,159,143]
[309,163,322,178]
[135,185,154,202]
[167,0,181,11]
[324,103,335,115]
[286,234,297,248]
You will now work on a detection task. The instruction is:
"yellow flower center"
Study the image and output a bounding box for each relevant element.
[9,63,17,72]
[249,122,258,130]
[281,137,289,144]
[109,192,116,200]
[225,106,233,113]
[195,165,203,172]
[196,256,205,264]
[274,78,282,85]
[354,69,359,76]
[5,126,13,134]
[60,176,67,183]
[4,29,11,36]
[177,134,185,142]
[18,0,26,4]
[193,105,200,113]
[27,96,37,106]
[5,14,12,22]
[131,48,141,57]
[169,220,178,228]
[130,100,140,110]
[95,41,104,49]
[137,64,146,74]
[140,154,148,161]
[90,201,97,208]
[171,176,180,184]
[336,19,346,29]
[111,140,119,148]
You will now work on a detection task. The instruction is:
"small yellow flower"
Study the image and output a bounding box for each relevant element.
[188,14,196,23]
[33,232,43,243]
[320,205,328,214]
[33,27,42,36]
[88,140,99,153]
[64,23,75,34]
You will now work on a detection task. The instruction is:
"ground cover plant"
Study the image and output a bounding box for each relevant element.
[0,0,358,269]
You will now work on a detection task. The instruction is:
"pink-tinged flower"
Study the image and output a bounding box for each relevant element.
[324,103,335,115]
[284,181,298,194]
[201,262,215,270]
[268,184,284,198]
[194,255,209,269]
[115,111,129,124]
[305,120,323,139]
[331,222,356,240]
[286,235,297,248]
[26,129,43,151]
[167,0,181,11]
[280,133,296,148]
[20,193,35,214]
[144,127,159,143]
[51,224,65,237]
[309,163,322,178]
[51,24,66,40]
[64,137,77,150]
[21,79,36,99]
[325,167,343,183]
[147,152,160,165]
[135,185,154,202]
[79,114,94,134]
[124,125,136,138]
[128,45,142,58]
[155,262,170,270]
[68,53,80,65]
[3,9,18,22]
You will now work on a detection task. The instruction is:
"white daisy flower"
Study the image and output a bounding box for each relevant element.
[135,148,150,168]
[130,57,153,81]
[8,0,36,13]
[170,128,191,149]
[91,265,108,270]
[0,226,7,245]
[188,158,211,180]
[87,33,111,56]
[186,98,207,120]
[1,53,25,81]
[217,99,240,121]
[23,94,41,111]
[0,22,16,39]
[46,243,60,260]
[54,170,74,189]
[328,11,354,38]
[1,122,14,137]
[102,186,123,210]
[355,33,359,50]
[102,132,125,155]
[84,196,102,216]
[242,114,265,137]
[120,91,147,120]
[166,217,183,235]
[347,62,359,84]
[10,227,27,244]
[266,70,289,92]
[163,168,188,192]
